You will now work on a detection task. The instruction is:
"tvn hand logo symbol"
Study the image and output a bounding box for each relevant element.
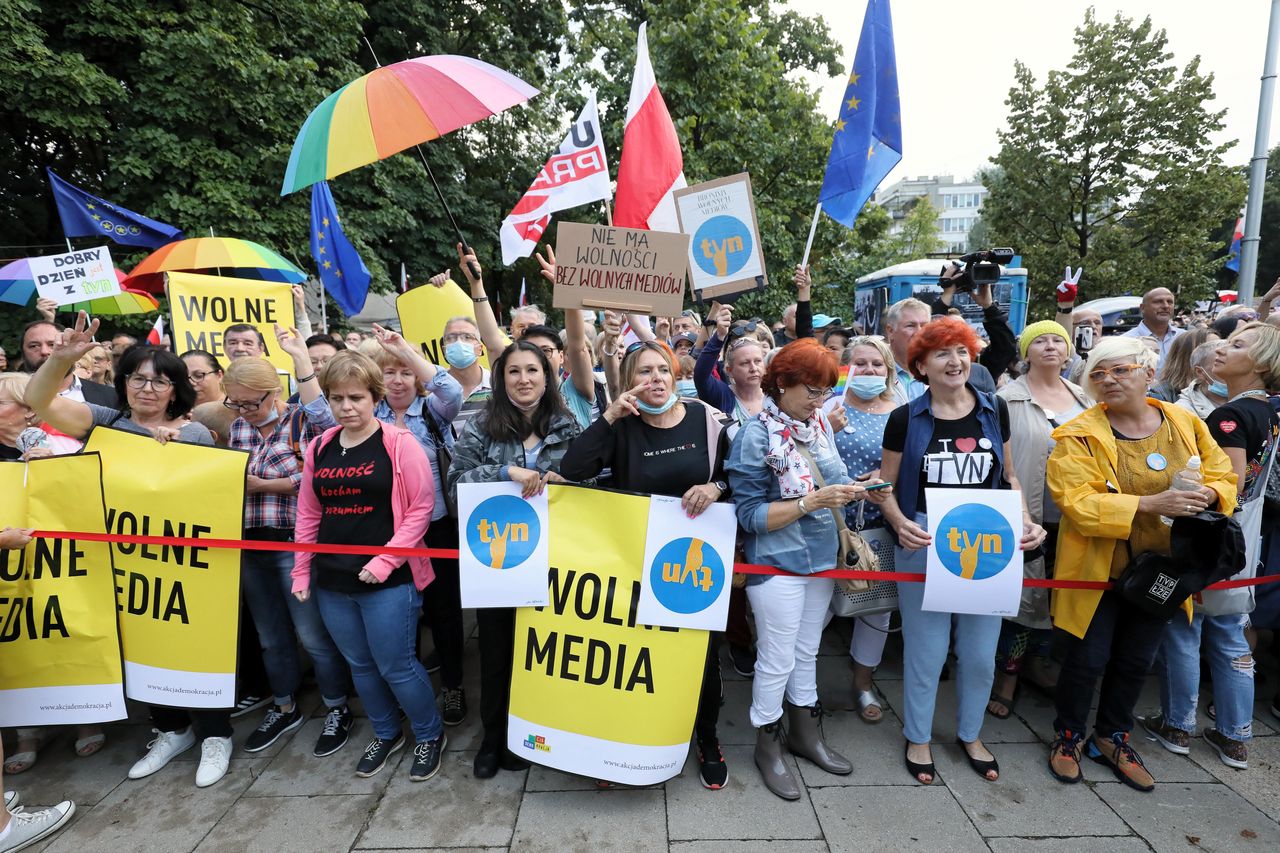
[650,537,725,614]
[692,215,753,278]
[936,504,1015,581]
[466,495,540,570]
[523,734,551,752]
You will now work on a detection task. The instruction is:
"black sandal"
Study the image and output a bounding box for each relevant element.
[957,738,999,781]
[904,743,936,785]
[986,689,1015,720]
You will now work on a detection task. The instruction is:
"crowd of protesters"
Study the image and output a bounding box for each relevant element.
[5,251,1280,851]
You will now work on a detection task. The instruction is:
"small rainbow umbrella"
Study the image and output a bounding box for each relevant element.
[124,236,305,293]
[64,288,159,316]
[0,259,131,307]
[281,55,538,257]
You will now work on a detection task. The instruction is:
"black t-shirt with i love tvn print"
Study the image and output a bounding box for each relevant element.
[312,424,410,593]
[883,397,1012,515]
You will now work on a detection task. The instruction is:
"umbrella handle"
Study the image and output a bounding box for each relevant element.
[415,145,483,282]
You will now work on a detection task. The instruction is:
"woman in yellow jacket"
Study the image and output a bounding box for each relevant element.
[1045,336,1236,792]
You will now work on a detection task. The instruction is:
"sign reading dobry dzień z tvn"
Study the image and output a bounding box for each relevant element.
[552,222,690,316]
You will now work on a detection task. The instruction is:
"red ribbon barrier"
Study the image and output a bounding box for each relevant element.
[26,528,1280,592]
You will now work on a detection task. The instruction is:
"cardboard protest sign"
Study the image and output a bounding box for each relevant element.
[457,482,550,607]
[673,173,767,300]
[396,280,500,369]
[0,455,126,727]
[509,486,707,786]
[552,222,689,316]
[85,427,248,707]
[636,498,736,631]
[167,271,296,376]
[922,488,1024,616]
[29,246,120,306]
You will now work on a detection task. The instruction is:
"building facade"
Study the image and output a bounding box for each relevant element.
[875,174,989,254]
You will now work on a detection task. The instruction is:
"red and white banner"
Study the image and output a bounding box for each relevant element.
[614,22,686,232]
[500,95,611,266]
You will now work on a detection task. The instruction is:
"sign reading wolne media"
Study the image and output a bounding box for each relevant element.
[552,222,690,316]
[29,245,121,306]
[167,271,296,376]
[85,427,248,707]
[509,487,707,786]
[0,454,126,727]
[673,173,767,300]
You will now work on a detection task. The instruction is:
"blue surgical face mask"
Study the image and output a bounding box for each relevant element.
[676,379,698,398]
[1208,380,1229,398]
[636,393,679,415]
[848,374,887,400]
[254,404,280,427]
[444,341,478,369]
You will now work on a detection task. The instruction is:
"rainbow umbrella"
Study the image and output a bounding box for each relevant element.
[64,287,159,316]
[124,236,305,293]
[280,55,538,258]
[0,259,130,306]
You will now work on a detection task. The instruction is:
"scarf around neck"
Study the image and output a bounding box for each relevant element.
[759,396,830,499]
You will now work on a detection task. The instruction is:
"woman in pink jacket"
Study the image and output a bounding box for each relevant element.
[291,351,445,782]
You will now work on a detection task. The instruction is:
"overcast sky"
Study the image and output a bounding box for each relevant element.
[788,0,1280,185]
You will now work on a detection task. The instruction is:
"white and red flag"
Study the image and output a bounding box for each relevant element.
[500,95,611,266]
[614,22,686,232]
[146,315,165,347]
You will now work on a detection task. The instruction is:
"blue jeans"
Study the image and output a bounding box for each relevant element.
[314,583,443,742]
[1157,612,1254,741]
[897,542,1002,744]
[241,547,349,709]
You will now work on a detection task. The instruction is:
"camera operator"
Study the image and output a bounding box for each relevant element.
[929,263,1017,392]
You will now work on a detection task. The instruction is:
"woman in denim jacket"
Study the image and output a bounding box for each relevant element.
[727,339,886,801]
[446,340,583,780]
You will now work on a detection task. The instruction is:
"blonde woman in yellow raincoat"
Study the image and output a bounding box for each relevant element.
[1044,336,1235,793]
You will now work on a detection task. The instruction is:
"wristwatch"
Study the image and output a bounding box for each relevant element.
[712,480,728,494]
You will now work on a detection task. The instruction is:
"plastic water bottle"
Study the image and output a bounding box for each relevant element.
[1161,456,1203,526]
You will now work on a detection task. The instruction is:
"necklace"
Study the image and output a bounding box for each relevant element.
[1229,389,1268,403]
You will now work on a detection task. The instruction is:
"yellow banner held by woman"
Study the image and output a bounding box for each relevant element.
[85,427,248,708]
[0,454,126,727]
[167,271,296,376]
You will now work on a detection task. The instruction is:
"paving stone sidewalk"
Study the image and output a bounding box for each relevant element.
[9,618,1280,852]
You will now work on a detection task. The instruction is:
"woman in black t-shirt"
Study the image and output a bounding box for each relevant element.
[560,340,732,790]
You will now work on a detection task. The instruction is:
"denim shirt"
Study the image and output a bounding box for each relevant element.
[301,371,463,521]
[893,384,1007,523]
[726,416,852,575]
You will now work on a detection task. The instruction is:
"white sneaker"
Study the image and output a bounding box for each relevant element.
[3,791,17,811]
[195,737,232,788]
[0,800,75,852]
[128,728,196,780]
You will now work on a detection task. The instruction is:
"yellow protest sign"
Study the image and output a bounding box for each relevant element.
[509,486,707,785]
[167,271,297,376]
[84,426,248,707]
[397,280,501,368]
[0,454,126,727]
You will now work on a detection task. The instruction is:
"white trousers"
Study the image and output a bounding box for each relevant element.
[746,574,835,727]
[849,611,892,668]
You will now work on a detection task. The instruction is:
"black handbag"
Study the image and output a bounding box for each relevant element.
[1114,511,1245,619]
[424,412,458,518]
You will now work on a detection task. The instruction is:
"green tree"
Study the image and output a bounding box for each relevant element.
[981,9,1245,319]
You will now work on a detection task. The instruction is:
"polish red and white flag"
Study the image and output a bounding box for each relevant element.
[145,315,165,347]
[500,95,611,266]
[614,22,685,232]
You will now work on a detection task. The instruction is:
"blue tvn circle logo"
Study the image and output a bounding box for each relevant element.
[692,215,753,278]
[936,505,1016,581]
[465,495,540,570]
[650,537,725,613]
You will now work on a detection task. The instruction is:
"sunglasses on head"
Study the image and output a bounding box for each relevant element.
[726,320,759,342]
[624,340,667,359]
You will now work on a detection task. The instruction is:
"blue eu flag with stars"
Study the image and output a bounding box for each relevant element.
[310,181,371,317]
[819,0,902,229]
[46,168,183,249]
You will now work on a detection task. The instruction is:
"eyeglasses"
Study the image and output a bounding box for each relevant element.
[1087,363,1146,384]
[126,374,173,391]
[442,332,479,344]
[223,390,272,412]
[801,384,832,400]
[188,370,218,383]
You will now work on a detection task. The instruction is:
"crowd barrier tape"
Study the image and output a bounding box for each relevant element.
[26,528,1280,592]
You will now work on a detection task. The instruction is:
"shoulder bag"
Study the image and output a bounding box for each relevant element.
[794,443,879,591]
[829,500,899,618]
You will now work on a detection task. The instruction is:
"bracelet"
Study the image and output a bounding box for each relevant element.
[797,497,809,515]
[1057,306,1073,314]
[296,373,316,383]
[472,296,488,303]
[602,345,618,357]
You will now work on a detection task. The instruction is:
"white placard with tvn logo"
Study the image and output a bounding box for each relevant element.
[457,482,550,608]
[922,488,1024,616]
[28,246,120,306]
[635,497,737,631]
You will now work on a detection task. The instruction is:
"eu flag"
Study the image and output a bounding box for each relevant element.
[310,181,371,317]
[819,0,902,229]
[46,168,183,249]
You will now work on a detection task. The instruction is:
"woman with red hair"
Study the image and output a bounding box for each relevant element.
[727,338,888,800]
[878,317,1045,786]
